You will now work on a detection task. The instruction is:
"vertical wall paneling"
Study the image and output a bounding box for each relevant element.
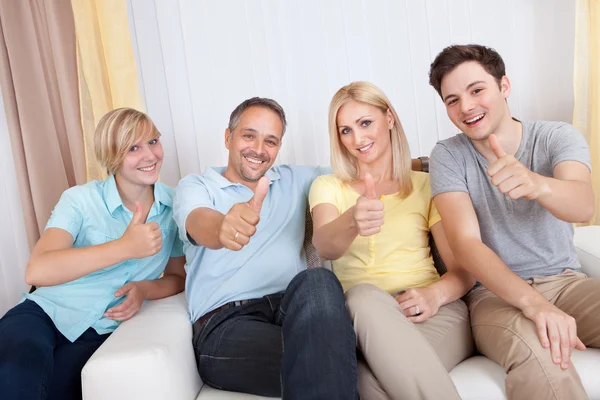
[128,0,576,182]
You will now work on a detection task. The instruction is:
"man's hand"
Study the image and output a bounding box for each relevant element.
[487,134,549,200]
[522,301,586,369]
[395,287,442,323]
[120,202,162,258]
[353,173,384,236]
[104,282,145,322]
[218,176,269,251]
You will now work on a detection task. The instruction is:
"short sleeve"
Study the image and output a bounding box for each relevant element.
[430,143,469,197]
[45,187,84,240]
[547,123,592,171]
[173,175,215,244]
[428,199,442,228]
[169,234,185,258]
[293,165,332,197]
[309,175,341,213]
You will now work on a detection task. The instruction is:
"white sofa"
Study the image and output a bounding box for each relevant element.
[82,225,600,400]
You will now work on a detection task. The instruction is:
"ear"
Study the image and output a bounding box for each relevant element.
[224,128,232,149]
[500,75,511,99]
[386,108,395,129]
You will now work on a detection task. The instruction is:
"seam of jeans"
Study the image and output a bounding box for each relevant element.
[472,323,561,399]
[39,346,53,400]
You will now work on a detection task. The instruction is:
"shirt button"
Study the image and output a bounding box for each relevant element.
[125,272,130,276]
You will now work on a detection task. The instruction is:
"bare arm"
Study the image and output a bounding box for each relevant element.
[185,207,226,250]
[534,161,594,223]
[434,191,585,369]
[26,203,162,287]
[136,256,186,299]
[26,228,132,287]
[311,203,359,260]
[426,221,476,305]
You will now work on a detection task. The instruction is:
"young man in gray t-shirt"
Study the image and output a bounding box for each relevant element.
[428,44,598,400]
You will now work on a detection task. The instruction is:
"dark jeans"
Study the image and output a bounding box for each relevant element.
[192,268,358,399]
[0,300,110,400]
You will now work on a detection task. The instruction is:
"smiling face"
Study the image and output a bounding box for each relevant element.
[224,106,283,184]
[335,99,394,167]
[116,129,163,187]
[440,61,512,141]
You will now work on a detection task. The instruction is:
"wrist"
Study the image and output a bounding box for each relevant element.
[533,174,551,200]
[110,238,133,262]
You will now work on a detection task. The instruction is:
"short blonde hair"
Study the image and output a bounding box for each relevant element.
[328,81,413,197]
[94,108,160,175]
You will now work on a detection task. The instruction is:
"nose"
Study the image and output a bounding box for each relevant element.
[140,145,156,161]
[353,129,366,145]
[460,97,476,115]
[251,140,265,155]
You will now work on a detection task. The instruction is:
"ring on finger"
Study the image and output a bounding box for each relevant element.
[234,231,240,242]
[414,305,421,316]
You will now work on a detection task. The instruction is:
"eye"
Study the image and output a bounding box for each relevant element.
[129,145,139,152]
[266,140,277,146]
[473,88,483,95]
[149,138,158,145]
[361,120,372,127]
[447,99,457,106]
[243,134,254,140]
[340,127,350,135]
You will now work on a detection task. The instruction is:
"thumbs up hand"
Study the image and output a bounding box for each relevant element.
[353,173,385,237]
[487,134,546,200]
[219,176,270,251]
[121,202,162,258]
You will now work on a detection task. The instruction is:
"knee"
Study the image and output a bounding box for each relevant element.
[289,268,344,301]
[345,283,390,318]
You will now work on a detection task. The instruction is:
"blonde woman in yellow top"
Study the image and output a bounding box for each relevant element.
[309,81,475,400]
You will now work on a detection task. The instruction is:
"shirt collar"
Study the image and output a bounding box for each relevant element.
[204,166,281,189]
[103,174,172,216]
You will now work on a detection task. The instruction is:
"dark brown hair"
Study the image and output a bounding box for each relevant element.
[429,44,506,98]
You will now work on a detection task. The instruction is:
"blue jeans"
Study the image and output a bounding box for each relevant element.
[0,300,110,400]
[193,268,358,399]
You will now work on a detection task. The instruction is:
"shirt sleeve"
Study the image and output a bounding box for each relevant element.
[169,233,185,258]
[45,187,84,241]
[309,175,341,213]
[422,175,442,228]
[173,175,215,244]
[546,123,592,171]
[429,142,469,197]
[293,165,332,197]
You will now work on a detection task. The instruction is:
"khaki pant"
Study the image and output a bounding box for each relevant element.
[346,283,473,400]
[467,270,600,400]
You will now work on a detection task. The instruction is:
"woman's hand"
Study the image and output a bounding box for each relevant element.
[104,281,146,321]
[353,173,384,236]
[395,287,442,323]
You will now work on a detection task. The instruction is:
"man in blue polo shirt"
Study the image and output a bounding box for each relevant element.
[173,97,357,399]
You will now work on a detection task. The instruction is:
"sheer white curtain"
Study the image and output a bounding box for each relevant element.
[0,87,30,317]
[127,0,576,187]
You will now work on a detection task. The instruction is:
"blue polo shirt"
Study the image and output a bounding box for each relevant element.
[23,174,184,342]
[174,165,325,323]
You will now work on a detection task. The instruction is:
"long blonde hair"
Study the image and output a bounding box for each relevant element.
[328,81,413,197]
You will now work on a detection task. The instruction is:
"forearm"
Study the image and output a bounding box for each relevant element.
[186,208,225,250]
[26,240,130,287]
[137,274,185,300]
[454,238,547,310]
[428,269,475,306]
[313,207,359,260]
[536,176,594,223]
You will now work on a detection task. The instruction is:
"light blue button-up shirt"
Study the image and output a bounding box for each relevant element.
[174,165,325,323]
[23,174,184,342]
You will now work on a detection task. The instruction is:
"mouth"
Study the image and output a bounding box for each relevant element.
[463,113,485,126]
[244,155,267,167]
[357,142,374,154]
[137,163,157,173]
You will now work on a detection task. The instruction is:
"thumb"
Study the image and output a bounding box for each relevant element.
[363,173,377,200]
[130,201,144,225]
[488,134,507,159]
[115,283,132,297]
[248,176,269,212]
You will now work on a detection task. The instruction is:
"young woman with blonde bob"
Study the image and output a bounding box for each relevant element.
[309,82,475,399]
[0,108,186,400]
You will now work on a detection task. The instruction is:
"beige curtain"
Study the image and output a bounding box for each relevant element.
[71,0,144,181]
[0,0,86,248]
[574,0,600,225]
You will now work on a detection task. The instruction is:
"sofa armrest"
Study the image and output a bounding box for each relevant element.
[574,226,600,278]
[82,293,202,400]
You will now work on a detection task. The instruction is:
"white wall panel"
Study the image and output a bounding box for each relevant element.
[128,0,576,187]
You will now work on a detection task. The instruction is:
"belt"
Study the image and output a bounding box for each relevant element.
[193,299,254,334]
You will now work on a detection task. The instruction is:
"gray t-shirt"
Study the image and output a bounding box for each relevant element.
[430,120,591,279]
